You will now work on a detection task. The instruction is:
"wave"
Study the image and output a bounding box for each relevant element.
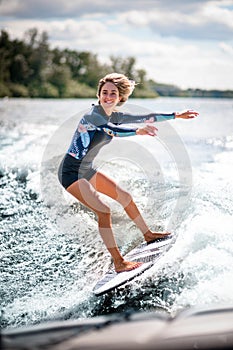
[1,98,233,330]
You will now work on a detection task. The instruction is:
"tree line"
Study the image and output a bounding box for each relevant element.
[0,28,232,99]
[0,28,158,98]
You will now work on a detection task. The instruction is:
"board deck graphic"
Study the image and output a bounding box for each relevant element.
[93,235,174,296]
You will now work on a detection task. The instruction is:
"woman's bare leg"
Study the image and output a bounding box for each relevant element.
[90,172,171,243]
[66,179,142,272]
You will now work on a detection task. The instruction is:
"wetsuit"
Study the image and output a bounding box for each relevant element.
[58,104,175,189]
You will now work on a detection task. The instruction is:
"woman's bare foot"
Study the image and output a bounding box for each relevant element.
[144,230,171,243]
[114,259,143,273]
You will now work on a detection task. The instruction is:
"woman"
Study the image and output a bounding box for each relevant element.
[58,73,198,273]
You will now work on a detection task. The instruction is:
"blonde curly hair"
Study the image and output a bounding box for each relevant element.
[97,73,135,105]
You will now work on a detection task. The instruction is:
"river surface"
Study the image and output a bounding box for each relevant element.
[1,97,233,329]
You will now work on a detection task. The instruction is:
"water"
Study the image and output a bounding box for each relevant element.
[1,97,233,329]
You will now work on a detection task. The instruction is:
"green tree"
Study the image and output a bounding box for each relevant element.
[110,56,136,79]
[48,64,72,97]
[0,30,11,83]
[135,68,147,87]
[24,28,50,84]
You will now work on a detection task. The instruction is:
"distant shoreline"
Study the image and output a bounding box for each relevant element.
[1,82,233,99]
[1,90,233,99]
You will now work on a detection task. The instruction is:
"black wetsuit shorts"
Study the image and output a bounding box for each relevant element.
[58,153,97,189]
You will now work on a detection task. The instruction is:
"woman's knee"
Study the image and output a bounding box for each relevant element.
[96,202,111,216]
[117,188,133,208]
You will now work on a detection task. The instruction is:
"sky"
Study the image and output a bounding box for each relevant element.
[1,0,233,90]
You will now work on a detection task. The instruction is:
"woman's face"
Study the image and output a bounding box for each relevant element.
[99,82,121,115]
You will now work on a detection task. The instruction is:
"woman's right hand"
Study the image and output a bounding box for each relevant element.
[136,125,158,136]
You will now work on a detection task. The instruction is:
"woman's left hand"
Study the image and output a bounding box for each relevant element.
[136,125,158,136]
[175,110,199,119]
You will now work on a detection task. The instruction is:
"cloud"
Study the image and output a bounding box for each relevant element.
[1,0,233,41]
[1,18,107,47]
[0,0,229,20]
[219,42,233,55]
[142,50,233,90]
[119,2,233,41]
[0,0,206,18]
[0,0,82,18]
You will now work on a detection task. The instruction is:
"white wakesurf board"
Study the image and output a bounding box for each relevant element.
[93,235,175,296]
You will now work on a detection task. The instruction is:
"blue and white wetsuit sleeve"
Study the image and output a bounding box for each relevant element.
[84,108,137,137]
[116,111,175,124]
[99,122,137,137]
